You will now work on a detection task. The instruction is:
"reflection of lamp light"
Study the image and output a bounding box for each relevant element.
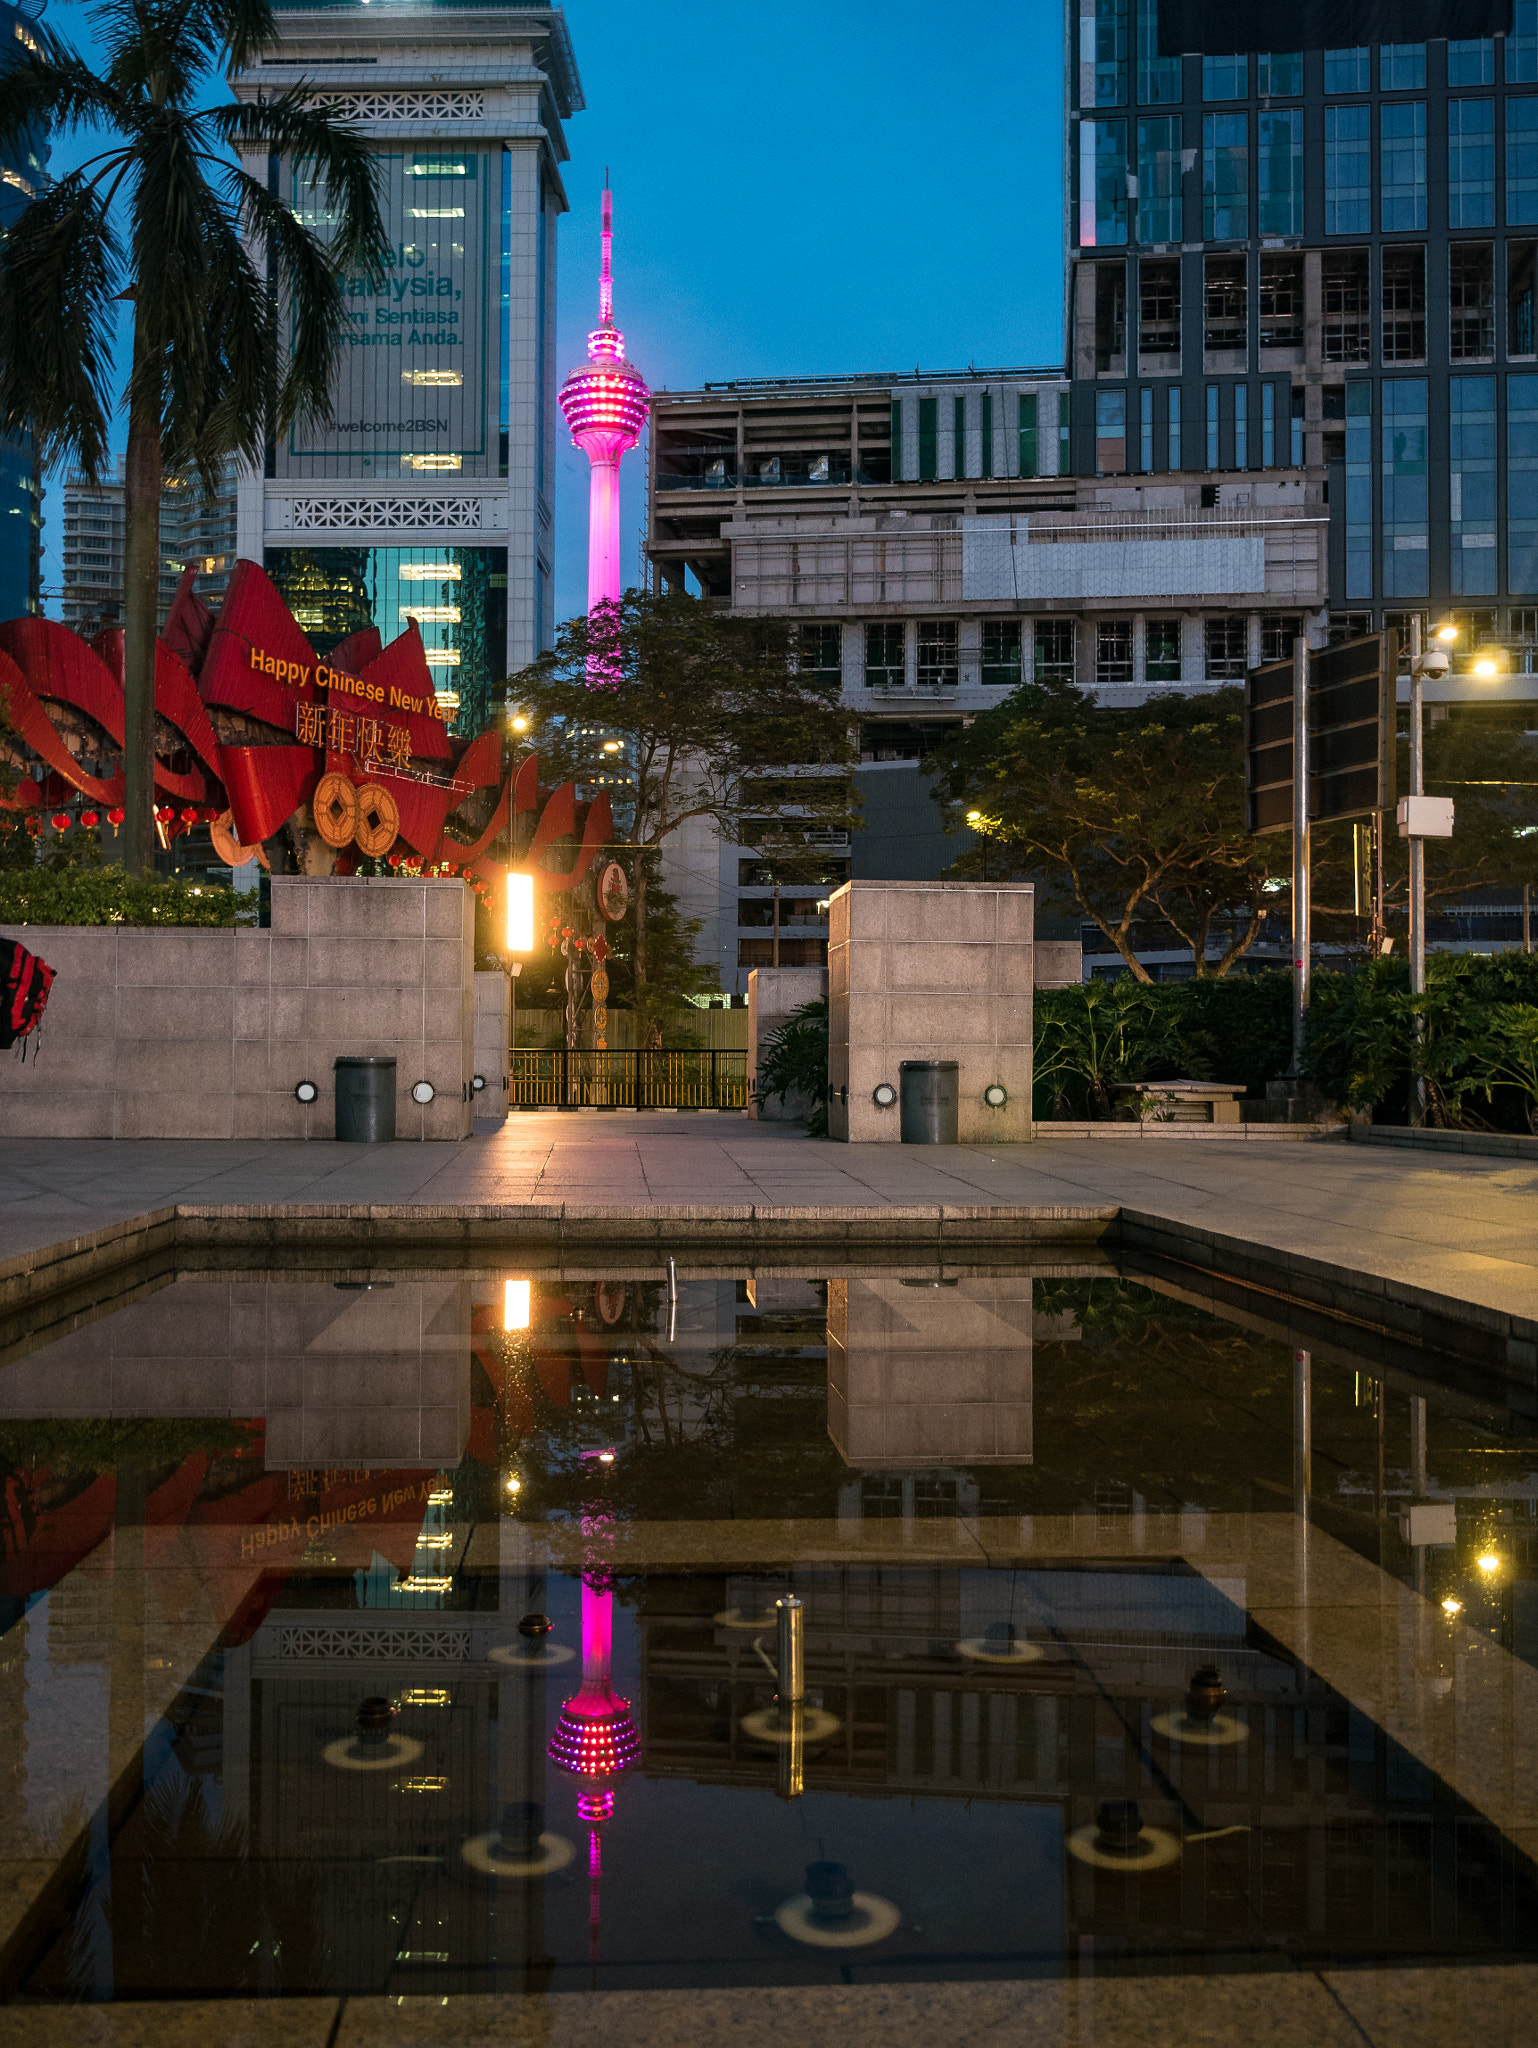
[504,1278,530,1331]
[1442,1596,1463,1616]
[508,872,535,952]
[1478,1552,1501,1574]
[505,1474,522,1494]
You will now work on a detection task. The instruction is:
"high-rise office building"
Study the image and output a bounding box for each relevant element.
[1068,0,1538,676]
[0,0,48,619]
[229,2,580,737]
[60,460,239,639]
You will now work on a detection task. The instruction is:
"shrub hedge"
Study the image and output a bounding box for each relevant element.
[0,866,252,928]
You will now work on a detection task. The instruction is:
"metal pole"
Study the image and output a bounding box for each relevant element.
[1411,1395,1428,1603]
[1292,1349,1312,1515]
[1525,882,1532,956]
[1409,616,1426,1126]
[775,1595,804,1705]
[1291,636,1311,1079]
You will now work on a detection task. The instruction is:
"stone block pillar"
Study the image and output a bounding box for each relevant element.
[747,965,826,1120]
[827,880,1033,1143]
[474,971,511,1130]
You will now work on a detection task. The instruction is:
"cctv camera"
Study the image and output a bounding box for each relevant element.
[1419,647,1450,679]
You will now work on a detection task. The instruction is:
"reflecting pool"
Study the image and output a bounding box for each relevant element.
[2,1255,1537,2002]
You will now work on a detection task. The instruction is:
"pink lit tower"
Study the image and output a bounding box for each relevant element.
[558,179,651,650]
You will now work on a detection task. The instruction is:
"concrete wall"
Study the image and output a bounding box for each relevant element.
[1035,940,1083,987]
[747,965,826,1121]
[473,970,510,1131]
[0,876,473,1140]
[0,1272,472,1469]
[827,880,1033,1143]
[826,1275,1034,1467]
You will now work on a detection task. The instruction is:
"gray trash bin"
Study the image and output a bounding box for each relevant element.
[335,1055,397,1142]
[899,1060,959,1144]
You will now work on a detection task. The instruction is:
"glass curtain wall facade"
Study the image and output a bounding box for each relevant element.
[1068,0,1538,638]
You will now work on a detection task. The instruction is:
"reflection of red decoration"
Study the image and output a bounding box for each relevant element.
[49,811,69,830]
[107,806,124,826]
[80,809,99,828]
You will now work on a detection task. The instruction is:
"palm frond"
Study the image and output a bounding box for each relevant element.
[0,174,119,472]
[163,175,273,477]
[233,166,350,437]
[0,41,135,153]
[214,92,389,275]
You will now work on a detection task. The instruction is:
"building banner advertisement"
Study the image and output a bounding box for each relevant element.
[281,151,490,477]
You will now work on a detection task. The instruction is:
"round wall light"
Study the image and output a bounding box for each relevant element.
[983,1084,1008,1108]
[294,1080,318,1104]
[872,1082,897,1108]
[412,1080,436,1105]
[472,1073,486,1093]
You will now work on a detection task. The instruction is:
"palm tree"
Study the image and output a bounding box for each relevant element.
[0,0,387,873]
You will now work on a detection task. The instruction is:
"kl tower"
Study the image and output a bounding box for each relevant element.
[559,178,651,652]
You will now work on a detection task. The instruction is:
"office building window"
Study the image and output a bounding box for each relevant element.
[1146,617,1181,681]
[1262,615,1299,662]
[1450,244,1495,359]
[1203,114,1248,239]
[981,619,1021,687]
[1291,385,1304,463]
[1381,248,1426,362]
[1234,384,1249,468]
[918,396,937,480]
[1135,0,1180,104]
[1508,99,1538,224]
[1093,0,1128,107]
[980,391,993,477]
[1382,379,1429,600]
[953,395,967,479]
[864,621,904,689]
[1450,377,1497,597]
[1324,47,1370,93]
[1259,253,1303,347]
[1258,110,1303,235]
[1095,389,1127,472]
[1511,241,1538,354]
[1019,393,1039,476]
[1512,1,1538,85]
[1167,385,1182,468]
[1448,100,1495,228]
[1140,387,1154,469]
[1513,608,1538,669]
[1325,105,1371,234]
[1095,261,1128,370]
[1204,254,1246,351]
[1261,382,1275,466]
[1380,44,1425,91]
[1322,249,1371,361]
[1035,618,1075,685]
[1509,373,1538,593]
[916,620,958,688]
[1139,257,1180,359]
[793,624,842,677]
[1449,39,1495,87]
[1257,51,1301,98]
[1381,102,1427,231]
[1205,617,1246,678]
[890,399,902,481]
[1206,383,1219,466]
[1136,115,1182,242]
[1202,54,1246,100]
[1345,381,1372,602]
[1084,119,1129,245]
[1060,399,1072,476]
[1097,619,1134,684]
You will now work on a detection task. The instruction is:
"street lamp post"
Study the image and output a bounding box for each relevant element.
[1403,618,1454,1126]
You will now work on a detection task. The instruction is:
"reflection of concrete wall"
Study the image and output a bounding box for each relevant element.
[827,880,1033,1143]
[0,876,474,1140]
[747,965,826,1121]
[0,1277,472,1468]
[826,1276,1033,1467]
[1034,940,1082,988]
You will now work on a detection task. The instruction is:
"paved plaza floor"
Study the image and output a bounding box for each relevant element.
[1,1112,1535,1330]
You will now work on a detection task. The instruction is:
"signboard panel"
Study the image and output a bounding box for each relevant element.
[279,150,492,480]
[1245,634,1393,834]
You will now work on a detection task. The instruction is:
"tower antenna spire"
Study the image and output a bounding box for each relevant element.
[599,170,613,327]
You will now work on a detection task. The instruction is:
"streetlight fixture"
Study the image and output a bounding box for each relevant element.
[1399,619,1454,1124]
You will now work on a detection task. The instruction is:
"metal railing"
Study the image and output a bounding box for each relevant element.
[511,1048,749,1110]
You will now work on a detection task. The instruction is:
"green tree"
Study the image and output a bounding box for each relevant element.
[927,681,1280,981]
[507,590,857,1011]
[0,0,388,874]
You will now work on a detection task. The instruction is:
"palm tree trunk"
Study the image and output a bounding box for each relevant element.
[121,319,162,877]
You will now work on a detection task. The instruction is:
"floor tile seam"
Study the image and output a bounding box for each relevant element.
[1312,1971,1378,2046]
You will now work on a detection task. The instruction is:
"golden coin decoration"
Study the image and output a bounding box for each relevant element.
[210,809,266,869]
[313,772,358,850]
[597,861,629,921]
[354,782,400,858]
[590,967,610,1002]
[592,1004,608,1033]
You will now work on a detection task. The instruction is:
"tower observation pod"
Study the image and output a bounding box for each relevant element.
[558,179,650,666]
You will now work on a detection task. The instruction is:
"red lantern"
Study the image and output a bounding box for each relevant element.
[107,807,124,826]
[80,809,99,828]
[23,816,40,834]
[202,807,220,823]
[387,852,402,868]
[50,811,70,831]
[180,806,198,823]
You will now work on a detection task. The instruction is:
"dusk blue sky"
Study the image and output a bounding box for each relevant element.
[36,0,1065,631]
